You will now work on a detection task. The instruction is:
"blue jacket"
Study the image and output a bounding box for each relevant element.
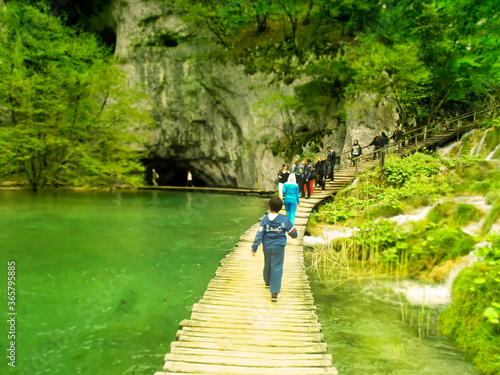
[303,163,313,180]
[282,182,300,204]
[252,213,298,252]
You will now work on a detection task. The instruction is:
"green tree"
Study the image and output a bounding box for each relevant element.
[0,3,153,190]
[348,0,500,125]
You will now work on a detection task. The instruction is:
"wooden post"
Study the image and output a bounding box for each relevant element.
[474,111,476,122]
[456,120,459,141]
[424,125,428,141]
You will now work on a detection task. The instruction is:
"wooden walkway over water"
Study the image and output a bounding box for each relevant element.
[153,123,478,374]
[152,171,374,374]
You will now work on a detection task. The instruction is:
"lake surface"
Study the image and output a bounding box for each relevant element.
[0,190,266,374]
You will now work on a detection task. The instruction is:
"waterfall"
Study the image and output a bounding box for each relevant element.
[470,128,490,156]
[304,227,360,247]
[438,129,476,157]
[394,248,481,306]
[386,206,433,226]
[486,143,500,160]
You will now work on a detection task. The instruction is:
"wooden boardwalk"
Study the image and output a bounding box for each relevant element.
[154,123,478,374]
[139,185,276,197]
[153,166,379,374]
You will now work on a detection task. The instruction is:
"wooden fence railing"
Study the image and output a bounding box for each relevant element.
[344,104,500,177]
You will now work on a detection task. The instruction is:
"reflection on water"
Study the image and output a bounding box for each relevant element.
[311,279,480,375]
[0,190,266,375]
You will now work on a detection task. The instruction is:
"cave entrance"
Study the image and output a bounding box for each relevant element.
[144,158,205,187]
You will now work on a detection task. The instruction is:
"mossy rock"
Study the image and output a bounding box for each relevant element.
[429,201,484,226]
[484,127,500,155]
[428,201,455,223]
[482,200,500,234]
[460,165,487,181]
[364,203,403,219]
[432,227,476,260]
[409,195,432,208]
[448,143,462,158]
[485,190,500,205]
[455,203,483,226]
[439,262,500,375]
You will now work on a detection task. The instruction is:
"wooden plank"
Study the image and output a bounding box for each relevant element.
[163,353,332,367]
[196,299,316,311]
[200,294,315,305]
[168,348,331,362]
[191,303,317,317]
[169,340,328,354]
[179,319,322,332]
[160,361,338,374]
[176,327,324,342]
[187,312,319,325]
[177,335,323,347]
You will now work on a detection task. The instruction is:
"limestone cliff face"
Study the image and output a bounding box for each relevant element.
[341,95,399,167]
[108,0,287,188]
[106,0,397,188]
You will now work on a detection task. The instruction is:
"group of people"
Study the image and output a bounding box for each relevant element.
[254,126,406,304]
[150,169,194,187]
[353,125,404,163]
[275,147,338,225]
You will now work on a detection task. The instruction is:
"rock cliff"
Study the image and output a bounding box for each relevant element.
[105,0,398,188]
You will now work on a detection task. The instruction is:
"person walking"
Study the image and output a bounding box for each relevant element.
[187,170,194,187]
[351,140,362,165]
[282,173,300,224]
[315,155,326,190]
[368,133,385,160]
[390,125,403,152]
[326,147,336,181]
[251,197,298,302]
[292,158,305,198]
[277,164,290,199]
[314,156,321,187]
[152,169,159,186]
[381,131,390,165]
[303,158,313,198]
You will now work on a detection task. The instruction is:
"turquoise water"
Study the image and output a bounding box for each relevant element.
[310,279,480,375]
[0,190,266,374]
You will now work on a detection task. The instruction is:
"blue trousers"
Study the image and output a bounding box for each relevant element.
[284,200,297,225]
[263,245,285,294]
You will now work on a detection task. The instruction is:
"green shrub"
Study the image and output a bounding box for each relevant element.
[485,190,500,205]
[408,226,475,271]
[428,201,484,226]
[410,195,432,208]
[455,203,484,226]
[482,200,500,234]
[384,153,441,187]
[440,260,500,375]
[428,202,455,223]
[365,202,403,219]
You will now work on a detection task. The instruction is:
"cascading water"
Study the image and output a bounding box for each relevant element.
[393,248,481,306]
[469,128,490,156]
[486,143,500,160]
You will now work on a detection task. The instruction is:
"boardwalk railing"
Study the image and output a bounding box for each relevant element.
[348,104,500,177]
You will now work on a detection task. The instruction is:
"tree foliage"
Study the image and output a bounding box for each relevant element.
[0,2,153,190]
[177,0,500,140]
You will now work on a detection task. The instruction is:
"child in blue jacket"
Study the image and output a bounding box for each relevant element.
[252,197,298,302]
